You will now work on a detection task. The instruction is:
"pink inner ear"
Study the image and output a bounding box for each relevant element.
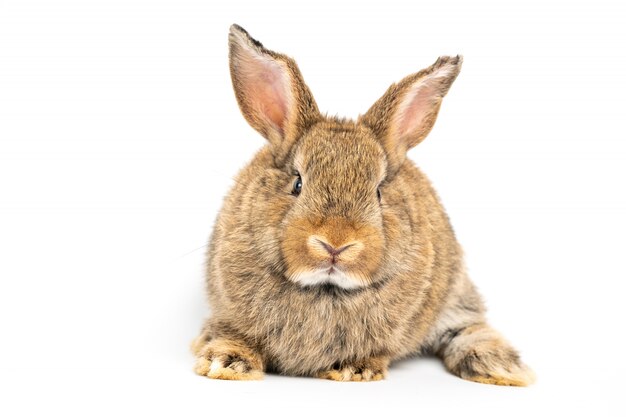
[239,54,291,134]
[395,83,436,139]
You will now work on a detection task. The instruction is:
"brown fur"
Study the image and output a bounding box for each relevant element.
[192,25,534,385]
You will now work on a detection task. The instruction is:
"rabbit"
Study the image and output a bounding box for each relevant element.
[191,24,535,385]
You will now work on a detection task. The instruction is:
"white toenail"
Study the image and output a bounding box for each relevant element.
[209,359,223,373]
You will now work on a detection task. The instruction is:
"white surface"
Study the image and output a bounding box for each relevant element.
[1,0,625,415]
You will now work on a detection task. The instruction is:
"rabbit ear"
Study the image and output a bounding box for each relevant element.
[360,56,462,173]
[229,25,320,160]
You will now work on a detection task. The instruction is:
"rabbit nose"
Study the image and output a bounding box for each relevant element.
[318,240,352,258]
[307,235,363,263]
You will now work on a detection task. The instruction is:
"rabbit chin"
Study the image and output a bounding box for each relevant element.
[289,267,367,290]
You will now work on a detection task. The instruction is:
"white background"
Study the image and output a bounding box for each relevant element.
[1,0,625,415]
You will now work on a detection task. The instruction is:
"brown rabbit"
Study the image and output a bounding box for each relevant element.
[191,24,535,385]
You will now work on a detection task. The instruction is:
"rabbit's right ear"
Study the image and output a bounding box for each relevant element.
[228,25,320,162]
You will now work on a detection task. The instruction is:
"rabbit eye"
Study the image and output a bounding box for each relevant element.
[377,188,382,202]
[292,174,302,196]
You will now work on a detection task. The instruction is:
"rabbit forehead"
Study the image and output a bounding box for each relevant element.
[293,121,387,183]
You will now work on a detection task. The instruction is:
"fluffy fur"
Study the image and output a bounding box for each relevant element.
[192,24,534,385]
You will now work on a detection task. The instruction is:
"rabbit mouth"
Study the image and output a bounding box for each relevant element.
[289,267,367,290]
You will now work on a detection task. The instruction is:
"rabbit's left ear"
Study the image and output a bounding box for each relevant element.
[229,25,320,162]
[360,56,462,173]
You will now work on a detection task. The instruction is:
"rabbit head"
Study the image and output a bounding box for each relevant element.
[228,24,461,290]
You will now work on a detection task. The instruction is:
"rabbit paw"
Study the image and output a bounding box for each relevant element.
[193,339,263,381]
[451,349,536,387]
[317,357,389,382]
[442,323,536,387]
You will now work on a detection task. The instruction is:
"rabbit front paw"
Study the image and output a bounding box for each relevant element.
[317,357,389,382]
[193,338,264,381]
